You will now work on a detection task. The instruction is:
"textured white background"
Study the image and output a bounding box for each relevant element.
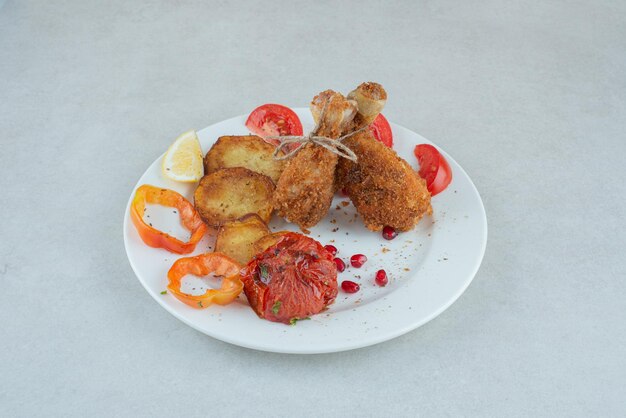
[1,1,625,416]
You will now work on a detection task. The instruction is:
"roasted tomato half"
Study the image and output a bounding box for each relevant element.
[239,232,338,324]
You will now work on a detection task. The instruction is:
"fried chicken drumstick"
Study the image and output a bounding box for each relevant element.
[272,90,357,230]
[336,82,432,231]
[274,82,431,233]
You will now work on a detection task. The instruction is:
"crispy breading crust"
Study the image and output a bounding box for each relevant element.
[335,130,432,232]
[272,143,338,230]
[273,90,355,230]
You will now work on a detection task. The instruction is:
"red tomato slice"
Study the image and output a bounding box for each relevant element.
[413,144,452,196]
[369,114,393,147]
[246,104,303,139]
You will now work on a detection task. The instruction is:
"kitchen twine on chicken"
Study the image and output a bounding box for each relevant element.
[267,99,366,162]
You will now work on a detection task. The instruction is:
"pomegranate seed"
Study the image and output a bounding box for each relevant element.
[324,244,338,256]
[375,269,388,286]
[334,257,346,272]
[341,280,360,293]
[350,254,367,268]
[382,226,397,240]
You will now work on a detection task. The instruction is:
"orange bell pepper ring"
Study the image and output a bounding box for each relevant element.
[130,185,208,254]
[167,253,243,309]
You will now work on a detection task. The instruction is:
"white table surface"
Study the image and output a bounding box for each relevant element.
[1,1,625,416]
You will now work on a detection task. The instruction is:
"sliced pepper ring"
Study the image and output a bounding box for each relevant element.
[167,253,243,309]
[130,184,208,254]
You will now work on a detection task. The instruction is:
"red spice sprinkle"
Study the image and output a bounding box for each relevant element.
[324,245,338,256]
[375,269,388,286]
[334,257,346,272]
[341,280,360,293]
[382,226,398,240]
[350,254,367,268]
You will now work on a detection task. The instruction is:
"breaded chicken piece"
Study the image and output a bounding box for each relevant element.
[334,82,432,231]
[273,90,356,230]
[336,130,432,232]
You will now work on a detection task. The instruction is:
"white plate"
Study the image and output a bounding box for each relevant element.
[123,108,487,354]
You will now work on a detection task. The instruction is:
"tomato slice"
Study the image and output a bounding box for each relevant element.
[413,144,452,196]
[246,104,303,140]
[369,114,393,147]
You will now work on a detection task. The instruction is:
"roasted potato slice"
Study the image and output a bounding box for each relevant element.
[252,231,290,254]
[204,135,285,183]
[194,167,275,227]
[215,214,270,265]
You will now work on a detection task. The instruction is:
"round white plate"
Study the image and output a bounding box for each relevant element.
[123,108,487,354]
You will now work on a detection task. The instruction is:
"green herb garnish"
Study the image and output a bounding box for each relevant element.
[259,264,269,282]
[289,317,311,325]
[271,301,282,315]
[197,301,203,308]
[160,290,167,295]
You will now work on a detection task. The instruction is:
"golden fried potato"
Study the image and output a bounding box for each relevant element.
[194,167,275,227]
[204,135,285,183]
[252,231,290,254]
[215,214,270,265]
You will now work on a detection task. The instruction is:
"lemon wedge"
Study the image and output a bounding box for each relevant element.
[162,131,204,182]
